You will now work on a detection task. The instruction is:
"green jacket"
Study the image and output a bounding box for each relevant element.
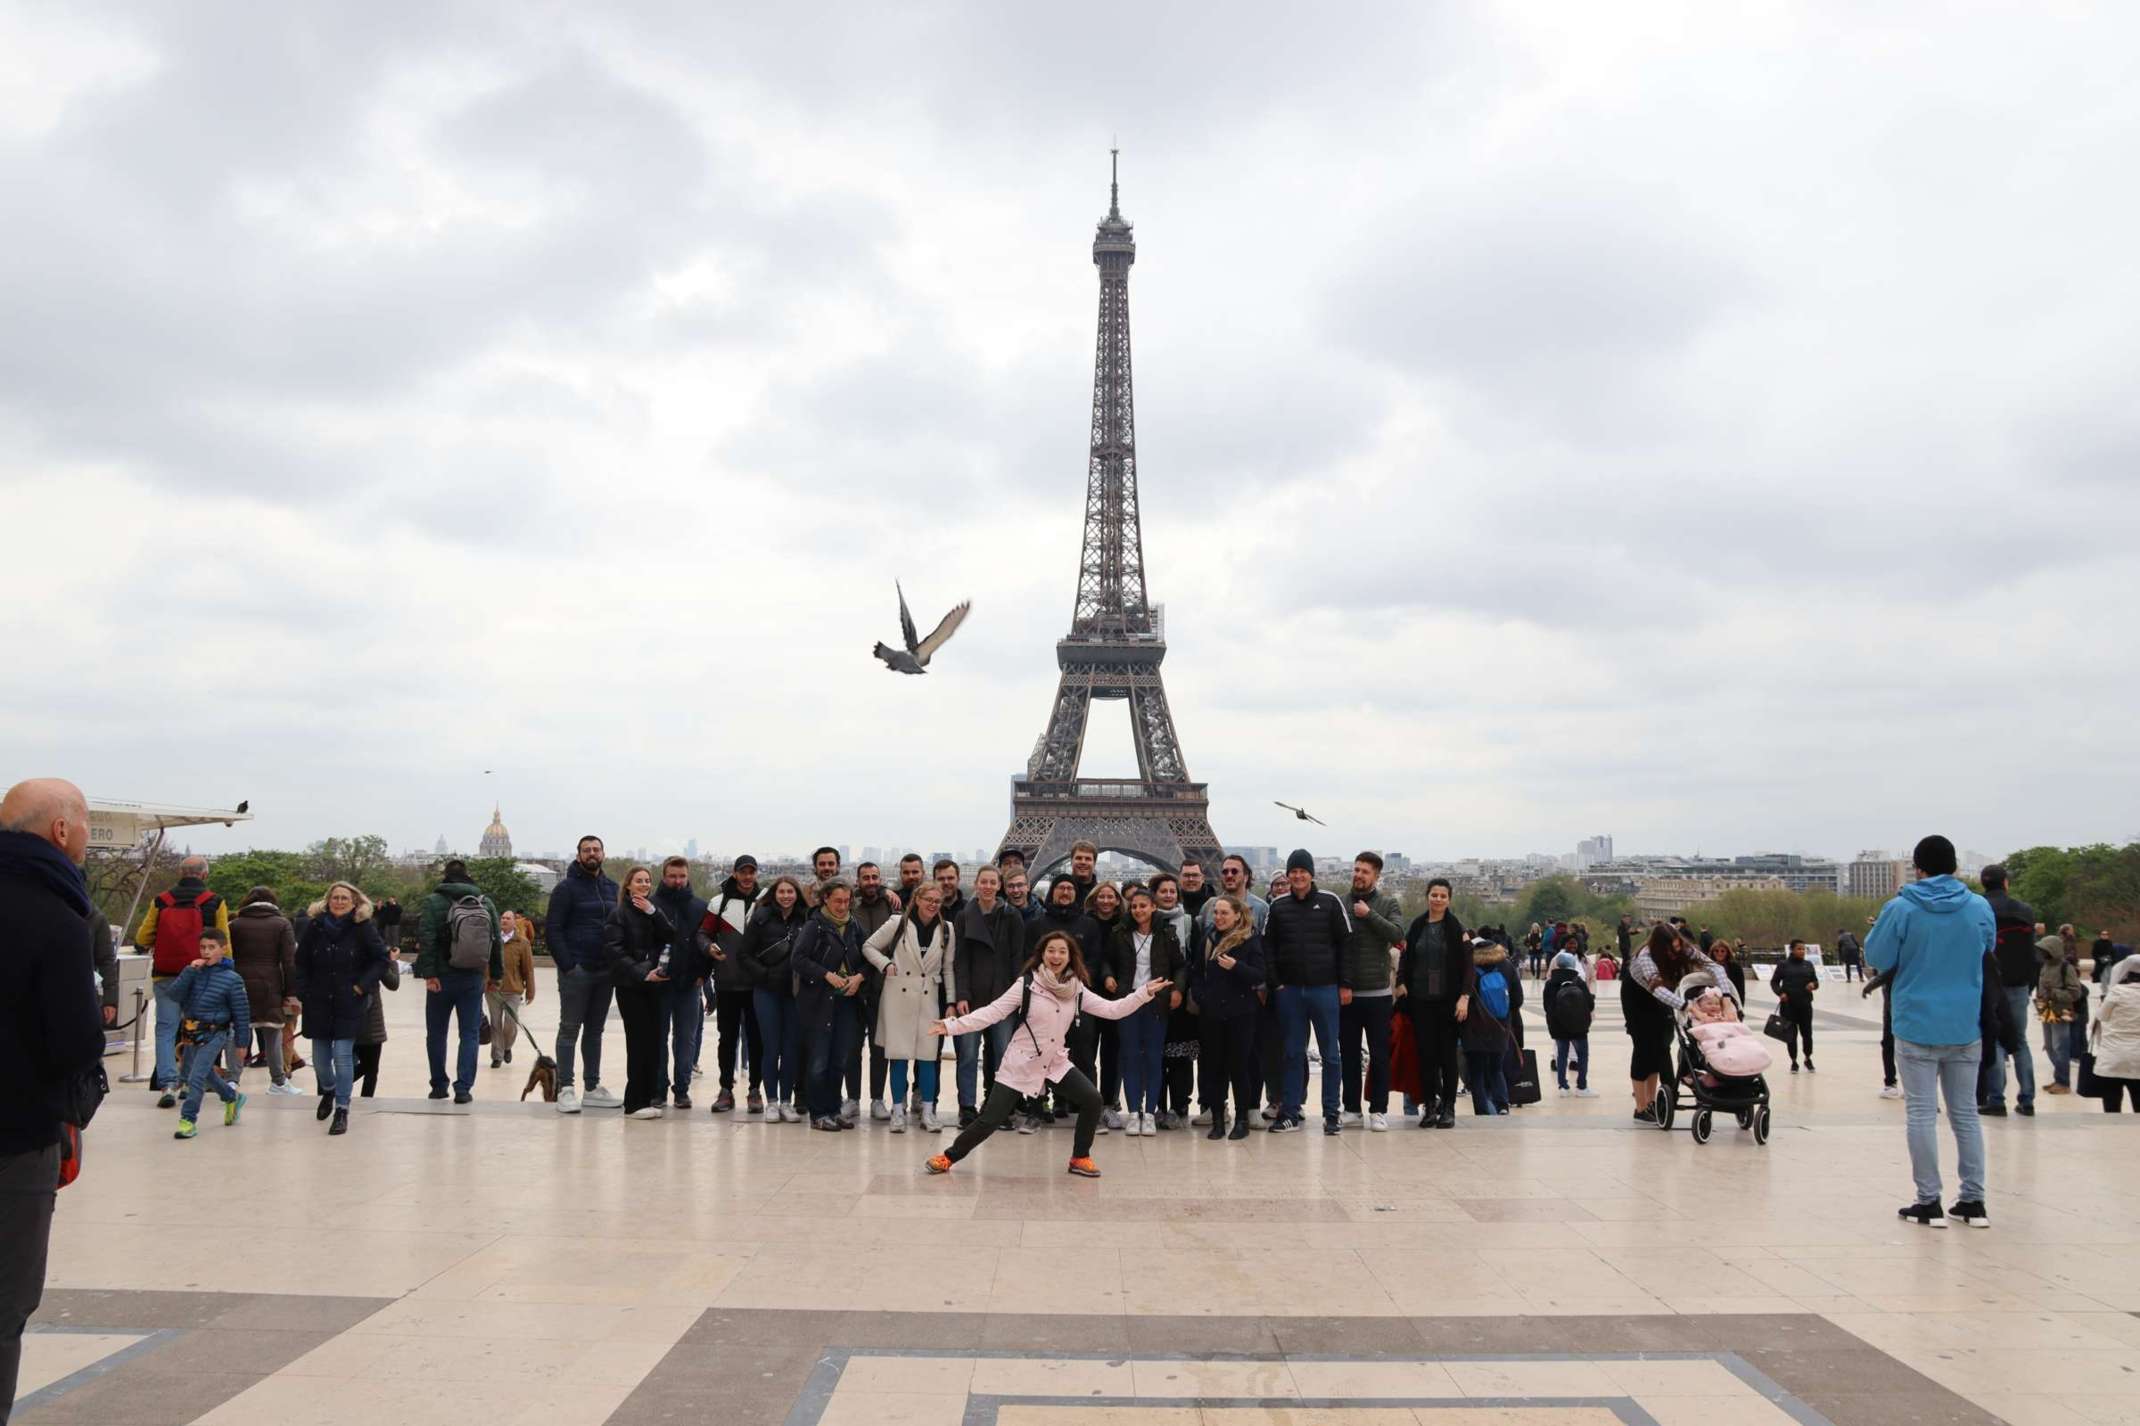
[1339,886,1407,993]
[415,881,505,981]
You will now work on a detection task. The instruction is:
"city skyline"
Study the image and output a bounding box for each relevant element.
[7,7,2136,865]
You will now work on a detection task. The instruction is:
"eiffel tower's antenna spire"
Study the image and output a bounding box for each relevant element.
[1109,143,1120,219]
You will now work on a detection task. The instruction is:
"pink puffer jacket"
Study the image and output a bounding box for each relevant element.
[939,972,1155,1096]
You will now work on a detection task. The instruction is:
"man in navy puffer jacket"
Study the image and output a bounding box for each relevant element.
[545,835,620,1112]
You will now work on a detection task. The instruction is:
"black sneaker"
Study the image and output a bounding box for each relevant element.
[428,1088,449,1100]
[1805,1059,1815,1073]
[2016,1103,2035,1117]
[673,1092,691,1110]
[1979,1102,2008,1117]
[1323,1117,1341,1136]
[1632,1105,1657,1124]
[1228,1118,1251,1140]
[1789,1062,1800,1073]
[1435,1109,1456,1129]
[453,1090,472,1105]
[316,1095,335,1122]
[1897,1200,1947,1229]
[1948,1199,1990,1229]
[157,1092,177,1109]
[1268,1114,1303,1133]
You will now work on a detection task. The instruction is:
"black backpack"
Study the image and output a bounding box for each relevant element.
[1544,976,1594,1040]
[1011,971,1082,1055]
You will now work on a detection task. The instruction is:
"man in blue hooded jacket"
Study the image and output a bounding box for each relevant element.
[545,835,619,1113]
[1864,834,1997,1230]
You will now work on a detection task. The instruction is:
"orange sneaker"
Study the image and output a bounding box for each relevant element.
[925,1154,953,1175]
[1066,1156,1101,1178]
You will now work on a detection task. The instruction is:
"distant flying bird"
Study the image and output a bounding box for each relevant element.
[873,582,971,675]
[1274,801,1327,826]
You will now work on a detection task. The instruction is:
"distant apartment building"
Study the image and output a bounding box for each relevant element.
[1634,875,1788,919]
[1727,854,1842,895]
[1846,853,1908,901]
[1575,834,1614,869]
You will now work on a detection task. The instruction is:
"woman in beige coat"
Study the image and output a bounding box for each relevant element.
[863,881,956,1133]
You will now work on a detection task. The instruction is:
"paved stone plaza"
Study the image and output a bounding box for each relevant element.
[18,973,2134,1426]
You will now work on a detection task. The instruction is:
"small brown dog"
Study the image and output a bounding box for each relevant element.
[498,1004,558,1103]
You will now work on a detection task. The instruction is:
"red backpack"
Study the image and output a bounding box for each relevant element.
[151,889,220,975]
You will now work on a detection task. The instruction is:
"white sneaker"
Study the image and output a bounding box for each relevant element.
[629,1106,664,1120]
[1339,1110,1363,1127]
[266,1081,305,1097]
[1144,1113,1160,1137]
[1103,1108,1125,1131]
[1573,1088,1598,1098]
[1190,1110,1211,1126]
[1015,1113,1037,1134]
[870,1098,890,1121]
[841,1098,861,1123]
[890,1107,907,1133]
[1881,1085,1904,1099]
[1557,1085,1570,1096]
[1368,1112,1389,1131]
[556,1087,581,1114]
[920,1105,941,1133]
[582,1086,621,1109]
[1249,1108,1268,1127]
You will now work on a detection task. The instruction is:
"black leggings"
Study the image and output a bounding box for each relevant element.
[354,1042,382,1098]
[1780,1002,1814,1062]
[1199,1013,1259,1121]
[2102,1080,2140,1112]
[615,980,666,1114]
[948,1070,1102,1162]
[1407,1000,1462,1114]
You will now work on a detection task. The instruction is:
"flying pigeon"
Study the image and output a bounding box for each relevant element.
[873,582,971,675]
[1273,801,1327,826]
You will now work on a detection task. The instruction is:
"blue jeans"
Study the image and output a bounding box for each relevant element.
[2043,1014,2082,1088]
[1277,984,1342,1121]
[426,969,485,1096]
[753,990,801,1102]
[553,965,614,1091]
[312,1037,357,1111]
[153,977,183,1086]
[888,1057,940,1105]
[661,978,706,1099]
[1553,1036,1589,1090]
[1119,1002,1168,1115]
[1465,1049,1509,1115]
[179,1030,238,1121]
[954,1021,1014,1111]
[1898,1038,1985,1204]
[1984,986,2036,1107]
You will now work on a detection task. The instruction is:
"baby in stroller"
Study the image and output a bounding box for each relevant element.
[1679,974,1773,1084]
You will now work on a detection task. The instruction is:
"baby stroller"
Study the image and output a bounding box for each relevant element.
[1654,972,1772,1146]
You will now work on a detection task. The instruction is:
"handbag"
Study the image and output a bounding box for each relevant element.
[1508,1047,1542,1106]
[2077,1051,2103,1098]
[1762,1011,1792,1043]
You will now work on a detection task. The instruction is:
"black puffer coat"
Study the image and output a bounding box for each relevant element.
[296,909,388,1043]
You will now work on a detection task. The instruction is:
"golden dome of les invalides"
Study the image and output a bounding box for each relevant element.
[478,806,511,859]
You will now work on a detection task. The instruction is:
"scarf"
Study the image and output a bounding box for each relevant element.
[821,908,851,931]
[0,830,91,917]
[1211,924,1251,961]
[1034,965,1081,1001]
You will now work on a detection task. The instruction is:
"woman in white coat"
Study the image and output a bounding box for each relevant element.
[863,881,956,1132]
[2089,955,2140,1112]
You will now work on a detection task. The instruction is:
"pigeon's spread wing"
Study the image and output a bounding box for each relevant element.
[914,600,971,662]
[1307,813,1328,827]
[896,582,920,654]
[1273,801,1300,814]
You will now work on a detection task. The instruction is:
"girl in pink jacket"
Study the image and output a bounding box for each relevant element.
[926,929,1169,1178]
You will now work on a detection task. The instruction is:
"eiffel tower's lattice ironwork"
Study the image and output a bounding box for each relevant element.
[995,155,1222,877]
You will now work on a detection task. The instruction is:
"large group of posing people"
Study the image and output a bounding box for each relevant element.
[9,781,2140,1408]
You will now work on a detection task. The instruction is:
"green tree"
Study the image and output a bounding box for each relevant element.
[1517,876,1581,927]
[2003,846,2075,925]
[202,851,324,916]
[303,835,393,890]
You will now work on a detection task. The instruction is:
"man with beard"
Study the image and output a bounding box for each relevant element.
[652,857,710,1110]
[1062,841,1099,907]
[807,847,842,907]
[1336,852,1406,1131]
[1201,856,1273,1121]
[933,859,966,922]
[703,855,765,1115]
[545,835,621,1112]
[852,861,900,1120]
[896,854,927,904]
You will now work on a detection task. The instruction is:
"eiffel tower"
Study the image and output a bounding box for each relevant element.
[995,154,1223,877]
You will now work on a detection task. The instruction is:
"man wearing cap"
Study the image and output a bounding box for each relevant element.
[1263,849,1353,1135]
[704,855,765,1115]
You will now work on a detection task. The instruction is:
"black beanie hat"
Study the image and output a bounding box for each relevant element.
[1286,848,1314,874]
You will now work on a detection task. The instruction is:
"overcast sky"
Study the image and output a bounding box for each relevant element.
[4,3,2135,867]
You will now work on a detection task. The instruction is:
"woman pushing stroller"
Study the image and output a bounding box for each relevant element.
[923,928,1170,1178]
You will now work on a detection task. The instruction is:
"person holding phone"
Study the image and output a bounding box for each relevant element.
[603,866,676,1120]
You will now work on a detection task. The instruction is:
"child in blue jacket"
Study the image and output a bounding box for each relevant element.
[168,928,252,1139]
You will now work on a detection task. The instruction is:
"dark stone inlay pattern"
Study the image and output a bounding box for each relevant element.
[16,1290,393,1425]
[614,1308,2006,1426]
